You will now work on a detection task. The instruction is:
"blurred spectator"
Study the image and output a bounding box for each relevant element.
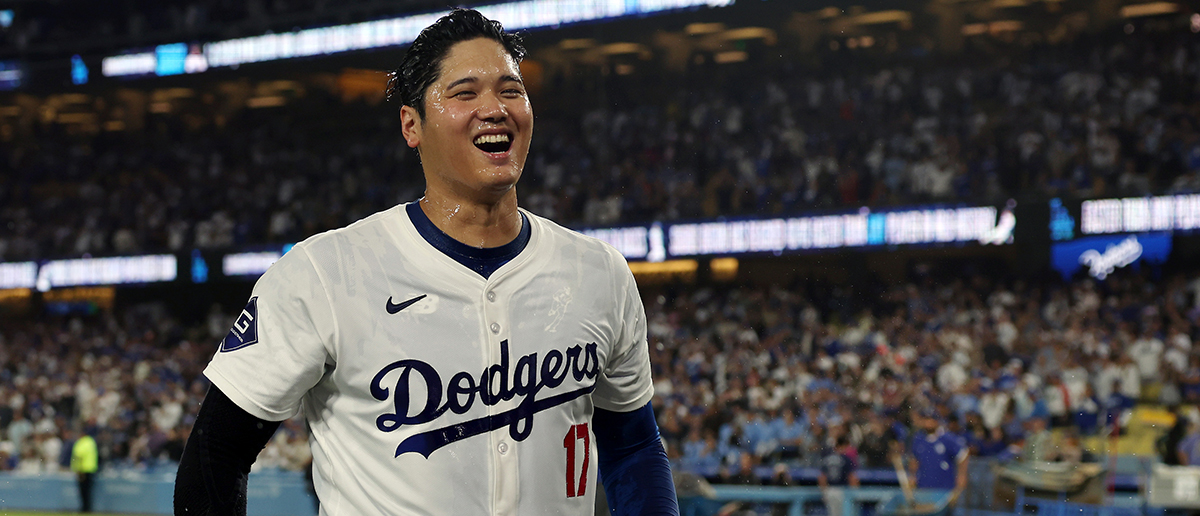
[818,436,858,516]
[1051,429,1095,464]
[1021,417,1052,463]
[1177,420,1200,467]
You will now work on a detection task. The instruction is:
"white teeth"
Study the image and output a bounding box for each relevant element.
[473,133,510,145]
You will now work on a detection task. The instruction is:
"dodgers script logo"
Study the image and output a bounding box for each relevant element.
[371,340,600,458]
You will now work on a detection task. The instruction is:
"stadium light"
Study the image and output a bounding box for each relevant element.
[628,260,698,274]
[0,288,30,301]
[599,42,651,56]
[849,10,911,26]
[813,7,842,19]
[1119,2,1180,18]
[710,258,738,281]
[720,27,776,45]
[713,50,748,63]
[247,96,287,108]
[558,39,598,50]
[685,22,725,35]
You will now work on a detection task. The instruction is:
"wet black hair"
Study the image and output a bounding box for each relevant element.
[385,8,526,120]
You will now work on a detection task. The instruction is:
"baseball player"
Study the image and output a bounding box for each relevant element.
[174,9,679,515]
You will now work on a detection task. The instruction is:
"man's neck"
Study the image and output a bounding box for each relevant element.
[417,192,522,248]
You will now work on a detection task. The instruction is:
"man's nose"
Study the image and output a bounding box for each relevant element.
[477,91,508,122]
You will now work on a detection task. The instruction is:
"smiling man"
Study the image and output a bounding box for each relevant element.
[174,9,679,516]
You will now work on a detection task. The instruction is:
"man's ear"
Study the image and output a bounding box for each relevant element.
[400,105,422,148]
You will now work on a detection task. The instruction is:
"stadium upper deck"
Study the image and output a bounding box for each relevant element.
[2,18,1199,262]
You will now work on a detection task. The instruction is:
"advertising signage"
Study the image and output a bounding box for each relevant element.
[1050,233,1171,280]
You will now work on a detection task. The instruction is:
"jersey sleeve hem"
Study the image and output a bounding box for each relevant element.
[593,383,654,413]
[203,366,298,422]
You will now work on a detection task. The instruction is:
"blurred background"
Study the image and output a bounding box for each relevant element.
[2,0,1200,514]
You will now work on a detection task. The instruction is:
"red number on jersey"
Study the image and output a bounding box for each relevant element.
[563,423,589,498]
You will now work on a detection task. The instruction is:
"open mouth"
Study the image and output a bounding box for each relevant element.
[473,132,513,154]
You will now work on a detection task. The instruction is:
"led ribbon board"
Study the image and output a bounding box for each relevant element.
[666,205,1014,258]
[34,255,177,292]
[579,203,1015,262]
[222,251,283,276]
[583,223,666,262]
[0,262,37,289]
[1081,194,1200,235]
[102,0,735,77]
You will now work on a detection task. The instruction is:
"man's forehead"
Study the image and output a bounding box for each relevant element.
[437,39,521,84]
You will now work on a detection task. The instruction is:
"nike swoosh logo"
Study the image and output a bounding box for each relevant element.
[386,294,427,314]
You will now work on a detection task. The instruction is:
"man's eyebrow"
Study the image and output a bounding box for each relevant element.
[445,76,478,90]
[445,75,523,91]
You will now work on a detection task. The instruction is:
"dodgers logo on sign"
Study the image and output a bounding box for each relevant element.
[221,297,259,352]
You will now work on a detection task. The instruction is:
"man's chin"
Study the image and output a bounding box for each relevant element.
[468,175,519,203]
[479,166,522,189]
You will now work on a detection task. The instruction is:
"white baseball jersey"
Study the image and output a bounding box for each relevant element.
[204,203,654,515]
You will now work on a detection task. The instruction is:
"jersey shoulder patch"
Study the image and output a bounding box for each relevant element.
[220,297,260,352]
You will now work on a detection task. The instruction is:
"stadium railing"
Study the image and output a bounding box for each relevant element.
[0,467,316,515]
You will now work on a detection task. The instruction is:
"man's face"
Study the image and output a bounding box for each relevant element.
[401,37,533,203]
[921,415,939,432]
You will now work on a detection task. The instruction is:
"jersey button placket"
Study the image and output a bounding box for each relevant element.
[481,283,515,514]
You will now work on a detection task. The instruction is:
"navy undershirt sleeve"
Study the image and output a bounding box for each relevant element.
[406,202,529,279]
[174,385,282,515]
[593,402,679,516]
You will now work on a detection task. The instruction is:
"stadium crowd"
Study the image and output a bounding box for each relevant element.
[651,268,1200,480]
[1,266,1199,480]
[3,28,1200,262]
[0,304,311,474]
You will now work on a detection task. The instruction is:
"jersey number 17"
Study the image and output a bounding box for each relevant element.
[563,423,589,498]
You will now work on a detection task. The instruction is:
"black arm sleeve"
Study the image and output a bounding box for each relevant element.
[174,385,283,516]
